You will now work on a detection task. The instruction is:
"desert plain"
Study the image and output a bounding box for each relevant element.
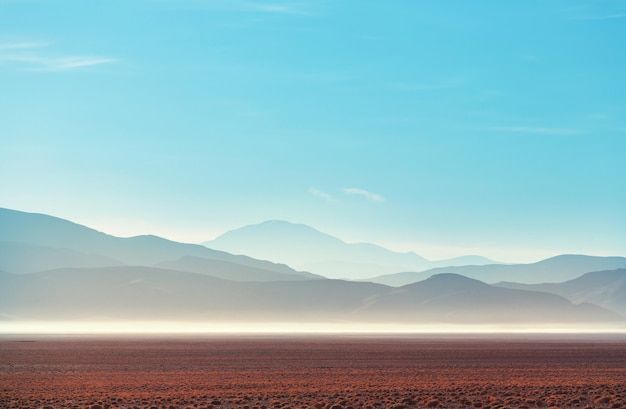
[2,335,626,409]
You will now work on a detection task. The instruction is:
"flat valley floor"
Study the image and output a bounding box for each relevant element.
[2,335,626,409]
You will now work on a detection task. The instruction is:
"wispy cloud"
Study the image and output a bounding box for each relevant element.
[488,126,583,136]
[309,187,335,202]
[569,13,626,20]
[392,82,456,91]
[152,0,317,16]
[287,71,347,83]
[55,56,114,70]
[562,3,626,21]
[1,55,116,71]
[391,76,467,92]
[0,42,49,50]
[251,3,309,15]
[343,188,385,203]
[0,42,115,71]
[585,113,610,120]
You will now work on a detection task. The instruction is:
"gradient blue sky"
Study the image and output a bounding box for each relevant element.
[1,0,625,262]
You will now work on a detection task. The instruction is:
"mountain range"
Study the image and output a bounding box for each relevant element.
[1,207,625,328]
[495,269,626,316]
[0,208,319,281]
[0,267,620,325]
[204,220,496,280]
[368,255,626,286]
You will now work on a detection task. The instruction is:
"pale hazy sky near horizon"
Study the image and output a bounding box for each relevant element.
[1,0,625,263]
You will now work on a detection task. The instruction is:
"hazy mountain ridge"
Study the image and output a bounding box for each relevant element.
[368,255,626,286]
[0,208,318,282]
[359,273,621,323]
[495,269,626,316]
[204,220,497,279]
[155,256,320,282]
[2,207,625,327]
[0,267,620,324]
[0,241,125,274]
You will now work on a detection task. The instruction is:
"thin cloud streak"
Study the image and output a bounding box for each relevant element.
[308,187,335,202]
[0,42,49,50]
[252,4,307,15]
[0,41,115,71]
[569,13,626,20]
[152,0,317,16]
[51,56,115,70]
[0,53,115,71]
[343,188,385,203]
[488,126,583,136]
[391,76,467,92]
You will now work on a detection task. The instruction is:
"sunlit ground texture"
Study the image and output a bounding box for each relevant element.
[2,336,626,409]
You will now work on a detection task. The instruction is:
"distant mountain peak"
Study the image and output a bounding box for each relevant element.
[0,207,313,281]
[259,219,306,227]
[369,255,626,287]
[204,220,431,279]
[417,273,489,290]
[236,220,340,238]
[426,272,481,282]
[541,254,613,262]
[205,220,500,280]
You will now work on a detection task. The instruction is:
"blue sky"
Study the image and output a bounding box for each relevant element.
[1,0,625,262]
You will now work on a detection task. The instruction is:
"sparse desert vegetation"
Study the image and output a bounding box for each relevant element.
[1,337,626,409]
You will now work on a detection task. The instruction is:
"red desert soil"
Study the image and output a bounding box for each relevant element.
[1,336,626,409]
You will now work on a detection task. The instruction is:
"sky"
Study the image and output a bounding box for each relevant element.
[1,0,625,263]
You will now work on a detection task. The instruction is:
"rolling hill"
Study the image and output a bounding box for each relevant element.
[155,256,319,282]
[368,255,626,286]
[0,267,621,325]
[495,269,626,316]
[0,241,124,274]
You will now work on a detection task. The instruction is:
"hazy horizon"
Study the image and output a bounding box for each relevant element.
[2,207,626,334]
[3,320,626,336]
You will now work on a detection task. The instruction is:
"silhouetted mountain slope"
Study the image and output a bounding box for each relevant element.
[0,267,386,321]
[368,255,626,286]
[495,269,626,316]
[205,220,495,279]
[361,273,620,323]
[0,208,309,280]
[2,207,623,327]
[1,207,111,247]
[205,220,428,279]
[0,266,228,320]
[155,256,322,281]
[0,242,124,274]
[434,255,497,267]
[0,268,620,325]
